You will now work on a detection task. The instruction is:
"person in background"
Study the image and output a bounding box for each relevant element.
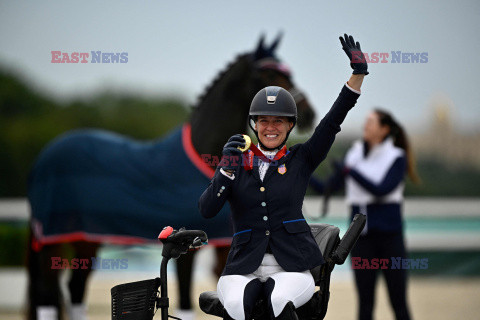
[310,109,420,320]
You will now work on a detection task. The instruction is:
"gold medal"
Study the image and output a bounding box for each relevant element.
[237,134,251,153]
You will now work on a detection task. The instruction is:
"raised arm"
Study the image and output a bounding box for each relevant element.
[347,74,364,92]
[302,86,359,170]
[301,34,368,170]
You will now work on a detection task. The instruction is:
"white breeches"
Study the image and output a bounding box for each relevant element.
[217,254,315,320]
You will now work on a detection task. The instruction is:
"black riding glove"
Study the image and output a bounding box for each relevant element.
[219,134,246,173]
[339,33,369,75]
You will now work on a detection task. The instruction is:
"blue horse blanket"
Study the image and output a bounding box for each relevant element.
[28,124,232,246]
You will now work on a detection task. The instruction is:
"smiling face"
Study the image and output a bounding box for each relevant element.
[255,115,294,149]
[363,111,390,146]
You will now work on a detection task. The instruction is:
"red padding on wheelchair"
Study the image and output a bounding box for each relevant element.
[158,226,173,240]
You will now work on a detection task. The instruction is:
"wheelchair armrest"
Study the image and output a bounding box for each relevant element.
[331,214,366,265]
[309,224,340,284]
[309,224,340,260]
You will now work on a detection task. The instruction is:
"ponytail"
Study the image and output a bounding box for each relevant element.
[374,109,421,184]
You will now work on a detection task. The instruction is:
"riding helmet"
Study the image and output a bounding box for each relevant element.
[249,86,297,120]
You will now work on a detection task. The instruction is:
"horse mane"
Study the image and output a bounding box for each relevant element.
[188,41,287,158]
[192,53,251,109]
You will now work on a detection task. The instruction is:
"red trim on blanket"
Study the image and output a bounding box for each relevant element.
[35,232,155,246]
[182,123,215,179]
[31,235,43,252]
[207,237,232,247]
[34,232,232,247]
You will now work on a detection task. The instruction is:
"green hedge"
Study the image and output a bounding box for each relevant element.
[0,222,28,266]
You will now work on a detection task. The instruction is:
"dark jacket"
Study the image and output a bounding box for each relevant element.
[199,85,360,275]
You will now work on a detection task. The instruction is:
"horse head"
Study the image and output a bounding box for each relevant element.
[191,34,315,162]
[250,33,315,131]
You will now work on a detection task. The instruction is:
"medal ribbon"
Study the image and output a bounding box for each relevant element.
[243,144,288,171]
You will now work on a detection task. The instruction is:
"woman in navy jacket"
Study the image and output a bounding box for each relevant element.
[199,34,368,320]
[310,109,420,320]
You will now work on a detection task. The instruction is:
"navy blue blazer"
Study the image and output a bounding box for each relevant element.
[199,85,360,275]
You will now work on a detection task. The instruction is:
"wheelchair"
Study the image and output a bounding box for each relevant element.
[111,214,366,320]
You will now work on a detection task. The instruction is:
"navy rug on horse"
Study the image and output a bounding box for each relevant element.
[28,123,232,247]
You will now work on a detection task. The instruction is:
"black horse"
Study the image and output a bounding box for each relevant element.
[27,34,315,320]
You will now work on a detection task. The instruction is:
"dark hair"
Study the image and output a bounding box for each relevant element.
[374,109,421,184]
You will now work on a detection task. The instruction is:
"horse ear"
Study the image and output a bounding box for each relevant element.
[254,33,266,58]
[269,31,283,53]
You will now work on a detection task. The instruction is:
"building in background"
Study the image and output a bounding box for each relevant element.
[414,95,480,169]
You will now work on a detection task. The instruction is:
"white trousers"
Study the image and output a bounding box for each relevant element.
[217,254,315,320]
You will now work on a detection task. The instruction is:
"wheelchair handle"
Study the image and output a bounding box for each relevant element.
[158,227,208,260]
[159,227,207,245]
[331,214,366,265]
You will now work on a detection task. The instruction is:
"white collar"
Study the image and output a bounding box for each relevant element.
[367,137,394,156]
[257,144,278,159]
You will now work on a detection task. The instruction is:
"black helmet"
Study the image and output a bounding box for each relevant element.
[249,86,297,119]
[248,86,297,151]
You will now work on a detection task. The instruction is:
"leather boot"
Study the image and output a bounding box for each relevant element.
[274,302,298,320]
[223,308,235,320]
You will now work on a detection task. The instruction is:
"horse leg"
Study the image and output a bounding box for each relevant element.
[214,246,230,279]
[175,250,196,320]
[66,241,100,320]
[27,238,64,320]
